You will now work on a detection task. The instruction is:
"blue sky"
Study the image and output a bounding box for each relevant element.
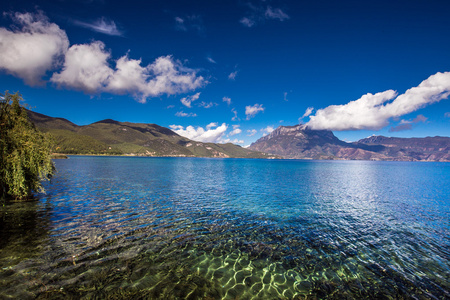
[1,0,449,145]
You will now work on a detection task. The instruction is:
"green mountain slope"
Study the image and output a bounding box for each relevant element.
[27,110,276,159]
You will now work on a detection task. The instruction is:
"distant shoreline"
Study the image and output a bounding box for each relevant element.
[52,153,449,162]
[52,153,280,159]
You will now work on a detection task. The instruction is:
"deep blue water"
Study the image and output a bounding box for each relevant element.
[0,156,449,299]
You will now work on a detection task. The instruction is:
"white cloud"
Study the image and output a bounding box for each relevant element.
[301,107,314,119]
[73,17,123,36]
[174,15,204,35]
[283,91,288,101]
[228,71,238,80]
[223,96,232,105]
[175,111,197,117]
[261,126,274,133]
[245,103,265,120]
[0,11,69,85]
[198,101,217,108]
[170,123,228,143]
[180,92,201,108]
[0,11,205,101]
[221,138,244,144]
[265,7,290,21]
[170,125,183,131]
[306,72,450,131]
[229,125,242,136]
[232,108,239,121]
[240,4,289,27]
[51,41,113,93]
[51,41,206,102]
[261,125,274,136]
[445,112,450,118]
[174,17,187,31]
[247,129,257,136]
[240,17,255,28]
[105,55,152,97]
[206,122,218,130]
[206,56,216,64]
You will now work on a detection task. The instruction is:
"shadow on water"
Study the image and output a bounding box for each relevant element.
[0,200,52,263]
[0,199,53,298]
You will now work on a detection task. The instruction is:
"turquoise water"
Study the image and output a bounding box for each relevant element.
[0,156,449,299]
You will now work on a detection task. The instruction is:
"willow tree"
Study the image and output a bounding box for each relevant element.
[0,91,54,201]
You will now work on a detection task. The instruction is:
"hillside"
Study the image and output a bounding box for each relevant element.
[249,125,450,162]
[357,135,450,161]
[27,110,276,159]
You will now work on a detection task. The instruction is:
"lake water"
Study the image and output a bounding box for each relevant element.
[0,156,449,299]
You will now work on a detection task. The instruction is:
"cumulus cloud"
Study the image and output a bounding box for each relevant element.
[175,111,197,117]
[51,41,112,93]
[223,96,232,105]
[229,125,242,136]
[245,103,265,120]
[180,92,201,108]
[240,4,289,27]
[0,11,205,101]
[306,72,450,131]
[51,41,206,102]
[0,11,69,85]
[170,123,228,143]
[73,17,123,36]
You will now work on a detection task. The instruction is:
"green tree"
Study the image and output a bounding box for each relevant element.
[1,91,54,201]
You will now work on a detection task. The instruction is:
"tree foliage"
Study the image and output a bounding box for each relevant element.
[0,91,54,201]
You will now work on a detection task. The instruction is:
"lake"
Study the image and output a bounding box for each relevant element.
[0,156,449,299]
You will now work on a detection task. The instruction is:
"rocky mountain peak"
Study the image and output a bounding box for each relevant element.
[249,125,450,161]
[255,124,340,145]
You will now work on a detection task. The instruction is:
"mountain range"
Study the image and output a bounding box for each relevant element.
[27,110,450,161]
[249,125,450,162]
[26,110,277,159]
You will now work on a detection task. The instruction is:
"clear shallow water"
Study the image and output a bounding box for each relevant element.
[0,156,449,299]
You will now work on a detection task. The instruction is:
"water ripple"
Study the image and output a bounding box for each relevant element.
[0,157,449,299]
